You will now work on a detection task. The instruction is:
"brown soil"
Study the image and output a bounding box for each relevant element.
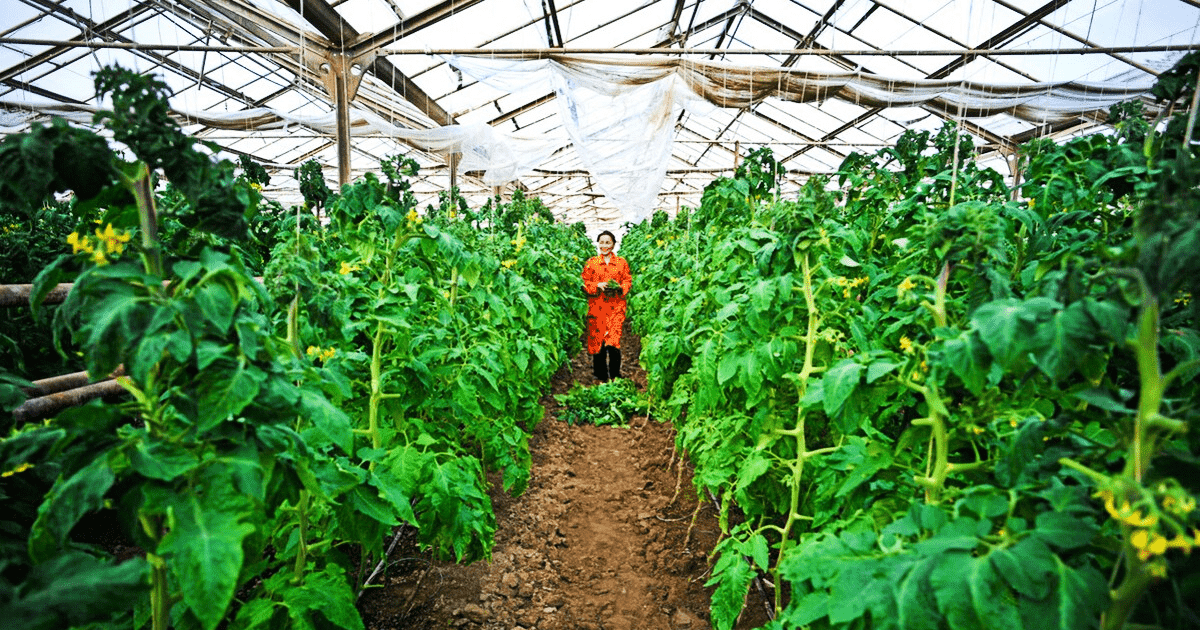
[359,326,774,630]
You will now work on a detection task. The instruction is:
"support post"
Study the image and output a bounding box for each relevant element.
[313,51,375,187]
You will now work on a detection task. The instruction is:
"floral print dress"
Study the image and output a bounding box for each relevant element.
[581,254,633,355]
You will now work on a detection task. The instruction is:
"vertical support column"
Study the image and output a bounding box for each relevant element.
[315,52,375,189]
[335,70,352,187]
[449,152,460,195]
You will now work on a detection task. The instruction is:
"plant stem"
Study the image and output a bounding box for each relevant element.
[293,490,310,584]
[149,553,169,630]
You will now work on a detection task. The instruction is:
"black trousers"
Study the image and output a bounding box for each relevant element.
[592,343,622,382]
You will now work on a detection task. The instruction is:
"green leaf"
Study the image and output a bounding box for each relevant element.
[1031,511,1098,550]
[1071,388,1133,414]
[129,437,201,481]
[823,359,863,417]
[280,563,364,630]
[717,351,741,385]
[706,549,754,630]
[2,552,149,630]
[971,298,1059,368]
[893,556,941,630]
[866,359,902,384]
[159,494,255,630]
[29,454,115,563]
[990,537,1054,600]
[930,552,1023,630]
[298,390,353,454]
[347,484,399,526]
[195,358,265,431]
[1018,555,1108,630]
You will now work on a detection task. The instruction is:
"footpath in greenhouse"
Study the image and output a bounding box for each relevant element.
[360,327,769,630]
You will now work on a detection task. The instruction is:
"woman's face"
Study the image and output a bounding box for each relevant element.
[597,234,615,255]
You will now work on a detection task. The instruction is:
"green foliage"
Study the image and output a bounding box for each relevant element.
[0,67,588,630]
[554,378,648,426]
[295,159,333,210]
[624,54,1200,630]
[94,66,259,240]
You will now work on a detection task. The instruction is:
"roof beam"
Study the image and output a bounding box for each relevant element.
[348,0,489,56]
[282,0,453,126]
[989,0,1159,76]
[927,0,1069,80]
[0,1,155,84]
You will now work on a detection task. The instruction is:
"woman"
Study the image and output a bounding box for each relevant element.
[581,230,633,382]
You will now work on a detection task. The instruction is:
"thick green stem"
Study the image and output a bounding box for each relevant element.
[149,554,169,630]
[292,490,310,584]
[1129,298,1163,482]
[367,320,386,453]
[773,253,823,615]
[129,163,163,279]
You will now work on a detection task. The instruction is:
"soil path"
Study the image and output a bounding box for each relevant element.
[360,327,771,630]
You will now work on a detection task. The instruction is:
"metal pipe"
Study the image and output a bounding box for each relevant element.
[377,44,1197,57]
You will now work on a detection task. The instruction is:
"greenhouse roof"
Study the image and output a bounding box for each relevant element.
[1,0,1197,233]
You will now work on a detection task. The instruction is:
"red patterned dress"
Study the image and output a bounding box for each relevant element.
[581,254,633,355]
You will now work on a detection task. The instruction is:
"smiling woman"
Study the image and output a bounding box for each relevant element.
[581,229,632,382]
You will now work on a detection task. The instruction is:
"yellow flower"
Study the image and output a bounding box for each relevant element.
[306,346,319,357]
[899,336,913,354]
[1,462,32,477]
[501,259,517,269]
[1131,529,1168,560]
[406,209,419,223]
[101,223,131,251]
[442,290,451,299]
[320,348,336,362]
[1166,534,1194,553]
[1124,510,1158,528]
[67,231,86,254]
[338,261,360,275]
[899,277,917,293]
[91,248,108,266]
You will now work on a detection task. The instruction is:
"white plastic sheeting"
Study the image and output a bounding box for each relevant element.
[1,54,1158,225]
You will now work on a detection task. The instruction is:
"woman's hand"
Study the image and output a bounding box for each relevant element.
[597,281,610,290]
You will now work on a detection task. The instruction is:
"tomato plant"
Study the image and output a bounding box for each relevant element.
[624,54,1200,630]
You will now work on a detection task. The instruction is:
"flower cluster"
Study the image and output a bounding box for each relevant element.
[831,275,868,298]
[67,224,132,266]
[306,345,337,363]
[338,261,361,275]
[501,259,518,269]
[1,222,21,236]
[405,209,423,227]
[510,236,527,253]
[1095,484,1200,577]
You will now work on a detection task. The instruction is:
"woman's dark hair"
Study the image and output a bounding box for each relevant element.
[597,230,617,243]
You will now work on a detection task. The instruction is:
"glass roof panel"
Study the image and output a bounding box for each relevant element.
[336,0,402,33]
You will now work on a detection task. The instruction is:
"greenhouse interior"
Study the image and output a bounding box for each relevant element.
[2,0,1200,629]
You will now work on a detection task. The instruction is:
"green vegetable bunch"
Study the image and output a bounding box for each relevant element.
[555,378,648,427]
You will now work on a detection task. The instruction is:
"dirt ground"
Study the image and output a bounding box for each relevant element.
[359,326,774,630]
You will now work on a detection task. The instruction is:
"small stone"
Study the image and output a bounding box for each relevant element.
[460,603,489,623]
[543,606,557,614]
[672,609,695,627]
[502,572,520,590]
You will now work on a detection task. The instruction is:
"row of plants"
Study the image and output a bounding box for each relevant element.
[622,54,1200,630]
[0,65,591,630]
